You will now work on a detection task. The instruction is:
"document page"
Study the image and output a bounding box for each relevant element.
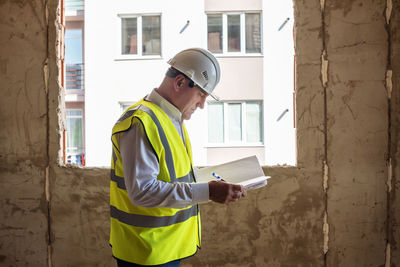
[193,156,270,190]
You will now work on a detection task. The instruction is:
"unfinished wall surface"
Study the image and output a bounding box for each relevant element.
[325,0,388,265]
[0,0,399,266]
[390,0,400,265]
[0,1,49,266]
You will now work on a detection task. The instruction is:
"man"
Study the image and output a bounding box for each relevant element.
[110,48,246,267]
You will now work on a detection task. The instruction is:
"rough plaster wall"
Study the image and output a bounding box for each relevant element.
[0,1,49,266]
[324,0,389,265]
[185,168,324,267]
[0,0,399,266]
[390,0,400,265]
[50,167,113,266]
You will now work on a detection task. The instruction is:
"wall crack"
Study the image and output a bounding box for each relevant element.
[321,0,329,266]
[384,0,392,266]
[43,1,52,267]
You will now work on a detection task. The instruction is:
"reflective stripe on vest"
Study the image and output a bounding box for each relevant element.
[110,205,197,228]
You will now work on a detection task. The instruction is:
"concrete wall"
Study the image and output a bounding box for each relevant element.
[0,1,399,267]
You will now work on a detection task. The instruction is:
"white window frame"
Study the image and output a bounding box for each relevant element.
[206,12,263,57]
[66,108,84,154]
[206,101,264,147]
[116,13,162,60]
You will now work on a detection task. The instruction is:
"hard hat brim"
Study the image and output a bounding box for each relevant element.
[208,91,220,101]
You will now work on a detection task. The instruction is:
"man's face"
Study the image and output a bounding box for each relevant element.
[180,82,208,120]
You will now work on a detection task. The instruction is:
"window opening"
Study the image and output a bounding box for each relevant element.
[119,15,161,57]
[60,1,296,167]
[65,29,83,91]
[66,109,85,166]
[207,12,262,55]
[207,15,222,53]
[207,101,263,146]
[227,15,241,52]
[63,0,85,166]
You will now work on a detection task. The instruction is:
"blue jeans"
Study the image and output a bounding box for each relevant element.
[116,258,181,267]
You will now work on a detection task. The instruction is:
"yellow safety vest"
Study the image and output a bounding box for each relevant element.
[109,99,201,265]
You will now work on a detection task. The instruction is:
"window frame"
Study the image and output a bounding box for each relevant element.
[206,11,263,57]
[65,108,85,155]
[116,13,162,60]
[206,101,264,147]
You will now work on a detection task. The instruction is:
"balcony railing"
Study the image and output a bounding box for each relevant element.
[65,0,84,12]
[66,63,84,90]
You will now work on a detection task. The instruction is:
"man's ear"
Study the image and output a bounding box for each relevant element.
[174,75,186,92]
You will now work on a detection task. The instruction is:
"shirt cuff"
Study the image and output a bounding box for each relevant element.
[191,182,210,204]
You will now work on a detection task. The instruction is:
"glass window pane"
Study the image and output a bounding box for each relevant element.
[228,15,241,52]
[207,14,222,53]
[66,112,83,153]
[65,29,82,63]
[228,103,242,141]
[142,16,161,55]
[65,29,83,90]
[208,103,224,143]
[66,117,83,147]
[246,102,263,142]
[246,14,261,53]
[121,18,137,55]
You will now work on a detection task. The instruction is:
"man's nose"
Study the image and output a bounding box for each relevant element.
[199,98,206,109]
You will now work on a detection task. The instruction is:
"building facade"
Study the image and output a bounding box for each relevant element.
[83,0,295,167]
[65,0,85,165]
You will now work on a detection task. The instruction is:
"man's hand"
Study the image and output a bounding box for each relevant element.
[208,180,247,204]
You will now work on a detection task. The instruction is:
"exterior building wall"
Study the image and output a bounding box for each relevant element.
[263,0,296,166]
[205,0,262,12]
[216,57,263,100]
[65,8,85,163]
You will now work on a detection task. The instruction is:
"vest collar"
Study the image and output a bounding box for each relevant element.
[146,89,183,123]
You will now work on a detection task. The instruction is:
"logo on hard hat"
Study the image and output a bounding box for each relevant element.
[202,71,208,81]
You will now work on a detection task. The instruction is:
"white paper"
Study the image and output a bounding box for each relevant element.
[193,156,270,190]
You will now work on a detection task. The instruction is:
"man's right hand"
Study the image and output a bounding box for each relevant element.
[208,180,247,204]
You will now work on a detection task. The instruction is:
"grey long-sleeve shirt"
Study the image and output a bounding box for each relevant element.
[119,89,209,209]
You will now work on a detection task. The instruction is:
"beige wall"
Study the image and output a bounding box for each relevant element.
[216,57,263,100]
[205,0,262,12]
[0,0,400,266]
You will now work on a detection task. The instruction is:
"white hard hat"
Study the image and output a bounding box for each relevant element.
[167,48,221,100]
